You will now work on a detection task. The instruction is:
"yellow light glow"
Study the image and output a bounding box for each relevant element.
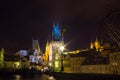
[55,61,59,68]
[60,46,64,51]
[49,63,52,66]
[15,62,20,66]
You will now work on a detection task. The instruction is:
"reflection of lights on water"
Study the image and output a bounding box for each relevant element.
[13,75,21,80]
[40,74,56,80]
[44,67,48,70]
[48,75,56,80]
[41,69,44,72]
[12,74,56,80]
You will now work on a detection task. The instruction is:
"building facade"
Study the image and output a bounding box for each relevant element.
[0,48,4,68]
[63,49,120,74]
[43,24,64,72]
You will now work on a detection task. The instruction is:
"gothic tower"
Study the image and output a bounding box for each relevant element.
[90,41,94,49]
[43,41,50,61]
[48,23,64,72]
[94,37,101,51]
[32,37,41,54]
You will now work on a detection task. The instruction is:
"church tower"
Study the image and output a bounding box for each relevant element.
[90,38,101,51]
[32,37,41,54]
[94,37,101,51]
[43,41,50,61]
[90,41,94,49]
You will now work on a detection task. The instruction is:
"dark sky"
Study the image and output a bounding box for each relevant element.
[0,0,120,53]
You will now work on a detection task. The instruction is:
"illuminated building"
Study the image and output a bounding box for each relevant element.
[94,38,101,51]
[29,50,42,64]
[44,24,64,72]
[0,48,5,68]
[109,51,120,74]
[63,47,120,74]
[29,38,43,64]
[43,41,50,61]
[90,37,101,51]
[32,38,41,53]
[20,50,27,56]
[90,41,94,49]
[50,24,64,72]
[90,38,113,53]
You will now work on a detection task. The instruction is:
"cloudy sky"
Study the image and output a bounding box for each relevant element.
[0,0,120,53]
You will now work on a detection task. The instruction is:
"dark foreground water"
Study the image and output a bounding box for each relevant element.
[0,73,120,80]
[0,74,56,80]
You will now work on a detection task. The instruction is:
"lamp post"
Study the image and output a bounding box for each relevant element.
[60,46,64,72]
[49,62,53,72]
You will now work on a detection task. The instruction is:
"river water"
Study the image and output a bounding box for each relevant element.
[0,74,56,80]
[0,73,119,80]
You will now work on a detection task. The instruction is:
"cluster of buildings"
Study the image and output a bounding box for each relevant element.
[43,24,120,74]
[63,39,120,74]
[0,38,43,71]
[0,24,120,75]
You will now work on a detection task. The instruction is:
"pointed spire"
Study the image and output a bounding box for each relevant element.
[37,36,39,41]
[95,37,98,42]
[44,41,50,61]
[94,37,101,51]
[32,37,41,54]
[90,41,94,49]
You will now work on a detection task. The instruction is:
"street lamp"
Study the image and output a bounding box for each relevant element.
[60,45,65,72]
[48,62,53,72]
[60,46,65,51]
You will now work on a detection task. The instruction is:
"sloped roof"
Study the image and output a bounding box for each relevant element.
[81,55,109,65]
[69,50,100,57]
[69,49,109,65]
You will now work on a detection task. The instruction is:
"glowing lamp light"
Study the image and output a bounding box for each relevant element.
[16,62,20,66]
[49,63,52,66]
[60,46,65,51]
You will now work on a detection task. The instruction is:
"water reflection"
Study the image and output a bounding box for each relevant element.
[13,75,21,80]
[40,75,56,80]
[0,73,119,80]
[0,74,56,80]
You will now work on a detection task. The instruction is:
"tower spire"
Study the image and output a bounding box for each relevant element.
[94,37,100,51]
[90,41,94,49]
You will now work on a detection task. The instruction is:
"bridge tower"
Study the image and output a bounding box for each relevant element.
[47,23,64,72]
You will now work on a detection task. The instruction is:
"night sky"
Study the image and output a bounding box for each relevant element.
[0,0,120,53]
